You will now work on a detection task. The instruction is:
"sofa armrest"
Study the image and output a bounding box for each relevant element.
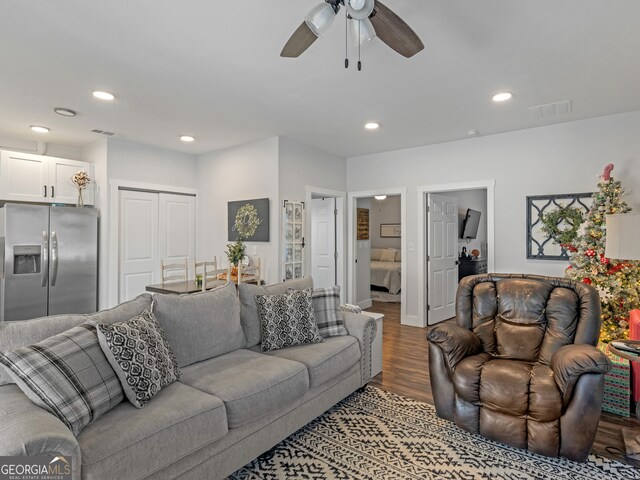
[427,323,482,372]
[0,385,81,480]
[343,312,377,386]
[551,344,611,406]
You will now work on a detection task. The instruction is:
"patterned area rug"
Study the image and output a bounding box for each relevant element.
[229,387,638,480]
[370,290,401,303]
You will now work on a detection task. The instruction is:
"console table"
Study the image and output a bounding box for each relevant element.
[458,257,487,281]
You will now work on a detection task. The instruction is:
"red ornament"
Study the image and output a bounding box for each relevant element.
[599,254,610,265]
[582,278,592,285]
[585,249,596,257]
[566,265,573,271]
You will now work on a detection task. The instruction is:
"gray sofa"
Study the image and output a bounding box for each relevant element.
[0,277,377,480]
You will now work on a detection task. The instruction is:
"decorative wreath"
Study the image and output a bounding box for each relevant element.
[540,206,585,246]
[234,204,262,240]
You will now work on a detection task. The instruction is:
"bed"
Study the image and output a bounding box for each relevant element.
[370,248,401,295]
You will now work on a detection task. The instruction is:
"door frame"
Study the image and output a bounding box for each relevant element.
[347,188,408,325]
[305,186,346,303]
[418,180,496,327]
[108,179,198,308]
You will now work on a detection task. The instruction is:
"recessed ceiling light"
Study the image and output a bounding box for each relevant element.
[467,129,480,136]
[30,125,50,133]
[492,91,513,102]
[92,90,115,101]
[365,122,380,130]
[54,107,77,117]
[374,195,387,201]
[180,135,195,143]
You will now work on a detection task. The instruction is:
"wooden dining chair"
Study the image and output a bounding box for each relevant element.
[194,257,229,291]
[237,257,261,285]
[161,258,188,285]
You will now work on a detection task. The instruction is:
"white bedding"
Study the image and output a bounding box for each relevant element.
[370,261,401,295]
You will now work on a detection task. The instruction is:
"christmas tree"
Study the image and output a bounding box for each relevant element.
[565,164,640,343]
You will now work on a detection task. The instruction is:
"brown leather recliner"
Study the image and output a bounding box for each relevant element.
[427,274,612,462]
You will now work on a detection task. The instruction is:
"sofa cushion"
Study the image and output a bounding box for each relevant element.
[85,293,153,327]
[180,349,308,428]
[257,289,323,352]
[78,382,227,480]
[0,324,123,436]
[97,310,181,408]
[311,286,348,337]
[266,336,360,388]
[0,314,88,386]
[152,283,246,367]
[238,277,314,347]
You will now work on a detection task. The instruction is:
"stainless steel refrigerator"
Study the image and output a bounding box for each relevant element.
[0,204,98,321]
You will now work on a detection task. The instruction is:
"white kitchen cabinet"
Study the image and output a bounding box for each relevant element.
[0,150,94,205]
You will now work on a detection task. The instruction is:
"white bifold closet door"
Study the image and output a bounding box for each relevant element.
[119,190,195,302]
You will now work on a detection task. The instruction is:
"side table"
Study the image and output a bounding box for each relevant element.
[360,311,384,377]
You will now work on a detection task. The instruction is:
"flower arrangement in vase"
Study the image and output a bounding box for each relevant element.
[71,170,91,207]
[225,241,246,276]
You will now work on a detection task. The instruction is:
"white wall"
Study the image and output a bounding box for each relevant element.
[370,195,401,249]
[347,111,640,321]
[107,139,197,188]
[196,137,280,283]
[278,136,347,283]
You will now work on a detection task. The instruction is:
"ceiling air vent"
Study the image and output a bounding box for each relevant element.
[527,100,572,118]
[91,129,116,136]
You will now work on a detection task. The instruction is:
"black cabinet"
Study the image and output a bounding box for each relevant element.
[458,258,487,282]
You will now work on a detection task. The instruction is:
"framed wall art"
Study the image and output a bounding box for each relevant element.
[228,198,270,242]
[526,192,593,260]
[380,223,402,238]
[357,208,370,240]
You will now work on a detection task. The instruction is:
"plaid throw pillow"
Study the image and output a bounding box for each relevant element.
[256,289,323,352]
[97,310,181,408]
[0,324,124,436]
[312,286,348,337]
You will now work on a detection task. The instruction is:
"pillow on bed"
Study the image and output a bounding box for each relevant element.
[371,248,383,261]
[380,249,397,262]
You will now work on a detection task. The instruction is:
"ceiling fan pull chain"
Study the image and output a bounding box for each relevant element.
[344,10,349,68]
[358,20,362,71]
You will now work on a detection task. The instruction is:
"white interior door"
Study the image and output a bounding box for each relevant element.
[311,198,336,288]
[159,193,196,263]
[428,193,458,324]
[119,190,159,302]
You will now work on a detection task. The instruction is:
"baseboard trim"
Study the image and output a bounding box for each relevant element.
[402,315,422,327]
[357,299,373,309]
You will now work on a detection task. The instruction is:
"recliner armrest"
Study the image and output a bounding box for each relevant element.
[551,344,611,406]
[0,385,81,479]
[427,323,482,372]
[343,312,377,386]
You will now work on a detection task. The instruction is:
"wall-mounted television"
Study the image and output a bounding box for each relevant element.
[461,209,482,239]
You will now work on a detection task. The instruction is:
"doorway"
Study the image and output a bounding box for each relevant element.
[305,187,346,302]
[348,188,409,325]
[418,180,495,327]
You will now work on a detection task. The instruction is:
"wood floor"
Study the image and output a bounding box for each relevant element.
[366,301,640,467]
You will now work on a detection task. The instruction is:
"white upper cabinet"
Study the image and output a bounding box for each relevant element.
[0,150,94,205]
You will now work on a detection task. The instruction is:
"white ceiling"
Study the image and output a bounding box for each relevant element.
[1,0,639,158]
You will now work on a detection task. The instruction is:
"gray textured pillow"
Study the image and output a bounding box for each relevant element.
[152,283,246,367]
[97,310,180,408]
[238,276,314,348]
[86,293,153,327]
[256,289,323,352]
[311,286,348,337]
[0,324,124,435]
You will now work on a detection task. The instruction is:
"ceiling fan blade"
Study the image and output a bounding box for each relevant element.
[281,22,319,58]
[370,1,424,58]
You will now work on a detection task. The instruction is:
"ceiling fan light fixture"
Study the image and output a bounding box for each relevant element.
[349,18,377,45]
[305,3,337,37]
[346,0,375,20]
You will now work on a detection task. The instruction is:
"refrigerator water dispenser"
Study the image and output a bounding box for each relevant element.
[13,246,41,274]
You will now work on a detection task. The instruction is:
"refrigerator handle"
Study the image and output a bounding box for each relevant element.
[41,231,49,287]
[51,231,59,287]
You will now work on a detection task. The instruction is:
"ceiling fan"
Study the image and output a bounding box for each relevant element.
[281,0,424,65]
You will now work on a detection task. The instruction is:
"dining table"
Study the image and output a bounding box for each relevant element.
[145,274,259,295]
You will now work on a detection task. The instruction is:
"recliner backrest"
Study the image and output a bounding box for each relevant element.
[456,274,602,364]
